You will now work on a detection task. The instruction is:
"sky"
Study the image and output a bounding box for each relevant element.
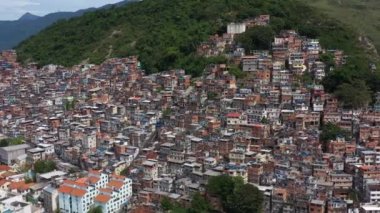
[0,0,122,20]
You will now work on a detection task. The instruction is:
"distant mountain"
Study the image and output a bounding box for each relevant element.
[18,13,40,21]
[0,0,135,50]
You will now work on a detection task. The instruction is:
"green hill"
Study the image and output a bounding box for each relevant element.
[306,0,380,59]
[16,0,370,75]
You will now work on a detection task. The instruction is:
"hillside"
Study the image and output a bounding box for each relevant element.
[306,0,380,59]
[0,0,135,50]
[0,10,94,50]
[16,0,371,76]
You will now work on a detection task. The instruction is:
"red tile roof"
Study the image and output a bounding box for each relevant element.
[64,179,88,188]
[58,185,74,194]
[99,188,113,194]
[76,178,88,184]
[111,174,125,180]
[88,176,100,184]
[107,180,124,189]
[226,112,241,118]
[0,165,11,171]
[89,169,102,175]
[9,181,33,191]
[95,194,111,203]
[63,180,76,185]
[71,188,87,197]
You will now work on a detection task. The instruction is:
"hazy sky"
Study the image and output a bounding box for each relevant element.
[0,0,122,20]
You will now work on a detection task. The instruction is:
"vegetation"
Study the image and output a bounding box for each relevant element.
[320,123,351,142]
[16,0,380,107]
[161,197,187,212]
[334,79,372,109]
[207,175,263,213]
[161,192,211,213]
[88,206,103,213]
[16,0,368,74]
[34,160,56,174]
[228,65,246,79]
[306,0,380,57]
[64,98,76,111]
[160,175,262,213]
[320,122,351,151]
[0,137,24,147]
[236,26,275,52]
[189,193,212,213]
[120,167,129,176]
[207,92,218,100]
[162,108,172,117]
[24,175,33,184]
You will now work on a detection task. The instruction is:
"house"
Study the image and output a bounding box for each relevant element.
[226,112,245,126]
[359,203,380,213]
[0,144,30,165]
[366,184,380,203]
[309,199,325,213]
[27,147,45,162]
[0,194,32,213]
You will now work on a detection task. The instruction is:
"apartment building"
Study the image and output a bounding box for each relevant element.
[58,170,132,213]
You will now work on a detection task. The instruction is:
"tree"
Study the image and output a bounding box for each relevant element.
[161,175,263,213]
[34,160,57,174]
[207,92,218,100]
[320,123,350,142]
[0,137,24,147]
[260,116,269,124]
[162,108,172,117]
[88,206,103,213]
[188,192,211,213]
[207,175,238,200]
[24,175,33,184]
[0,139,8,147]
[160,197,188,213]
[319,52,335,71]
[236,26,275,52]
[161,197,174,212]
[334,79,371,109]
[228,65,246,79]
[207,175,262,213]
[301,71,314,85]
[225,184,263,213]
[320,122,351,152]
[120,167,129,176]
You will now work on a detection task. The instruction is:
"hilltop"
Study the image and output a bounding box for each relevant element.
[0,0,135,50]
[0,10,94,50]
[16,0,370,76]
[18,13,41,21]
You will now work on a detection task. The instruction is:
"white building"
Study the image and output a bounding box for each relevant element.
[0,194,32,213]
[58,170,132,213]
[42,185,59,213]
[366,184,380,203]
[94,175,133,213]
[360,203,380,213]
[227,23,246,34]
[37,143,55,155]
